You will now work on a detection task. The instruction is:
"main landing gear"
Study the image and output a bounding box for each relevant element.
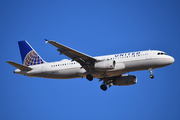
[149,68,154,79]
[86,74,93,81]
[86,74,108,91]
[100,84,107,91]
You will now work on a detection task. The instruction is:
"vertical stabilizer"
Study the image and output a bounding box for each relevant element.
[18,41,45,66]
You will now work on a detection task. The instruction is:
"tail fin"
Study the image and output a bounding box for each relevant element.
[18,41,45,66]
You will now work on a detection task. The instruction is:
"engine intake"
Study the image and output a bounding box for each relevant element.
[94,60,116,70]
[113,75,137,86]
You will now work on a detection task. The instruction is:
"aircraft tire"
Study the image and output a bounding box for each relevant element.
[86,74,93,81]
[100,84,107,91]
[150,74,154,79]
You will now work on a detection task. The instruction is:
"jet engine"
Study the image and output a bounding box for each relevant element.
[113,75,137,86]
[94,60,116,70]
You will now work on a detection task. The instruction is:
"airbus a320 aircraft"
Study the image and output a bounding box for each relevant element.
[7,40,174,91]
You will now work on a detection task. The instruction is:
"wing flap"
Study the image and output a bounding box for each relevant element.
[46,40,96,62]
[46,40,97,72]
[45,39,97,72]
[6,61,32,71]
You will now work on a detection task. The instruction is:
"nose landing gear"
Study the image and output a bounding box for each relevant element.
[149,68,154,79]
[150,74,154,79]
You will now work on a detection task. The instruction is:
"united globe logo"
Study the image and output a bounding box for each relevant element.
[23,50,45,66]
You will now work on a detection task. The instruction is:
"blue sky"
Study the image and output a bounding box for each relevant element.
[1,0,180,120]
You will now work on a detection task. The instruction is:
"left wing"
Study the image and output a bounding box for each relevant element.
[45,39,97,72]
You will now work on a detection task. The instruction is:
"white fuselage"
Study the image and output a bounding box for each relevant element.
[14,50,174,79]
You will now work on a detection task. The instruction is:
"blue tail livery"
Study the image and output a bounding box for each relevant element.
[18,41,45,66]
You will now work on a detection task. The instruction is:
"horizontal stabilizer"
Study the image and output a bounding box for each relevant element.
[6,61,32,71]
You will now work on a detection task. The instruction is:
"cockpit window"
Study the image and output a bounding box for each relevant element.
[157,52,167,55]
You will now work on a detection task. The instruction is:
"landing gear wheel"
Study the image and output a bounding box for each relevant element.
[86,74,93,81]
[149,68,154,79]
[150,74,154,79]
[100,84,107,91]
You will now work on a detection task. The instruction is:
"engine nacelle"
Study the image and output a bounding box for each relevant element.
[113,75,137,86]
[94,60,116,70]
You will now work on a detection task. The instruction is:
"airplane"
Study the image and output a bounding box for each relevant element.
[6,40,175,91]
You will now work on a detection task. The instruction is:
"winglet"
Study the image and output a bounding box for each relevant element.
[44,39,49,43]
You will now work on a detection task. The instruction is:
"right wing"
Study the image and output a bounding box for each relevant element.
[45,40,97,72]
[6,61,32,71]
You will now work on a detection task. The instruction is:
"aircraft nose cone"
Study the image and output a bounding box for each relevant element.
[170,57,175,64]
[167,56,175,65]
